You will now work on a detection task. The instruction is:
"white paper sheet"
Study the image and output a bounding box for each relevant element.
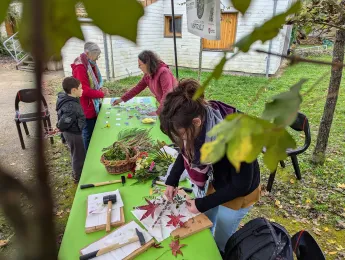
[86,190,124,228]
[131,195,199,242]
[81,221,153,260]
[103,98,111,104]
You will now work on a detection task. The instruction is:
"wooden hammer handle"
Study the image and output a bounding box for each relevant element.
[106,201,112,232]
[99,237,139,255]
[79,237,139,260]
[95,180,121,187]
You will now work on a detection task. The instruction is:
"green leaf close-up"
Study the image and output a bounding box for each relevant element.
[19,0,84,60]
[201,113,296,172]
[200,138,227,164]
[83,0,144,44]
[263,128,296,172]
[0,0,11,25]
[231,0,252,15]
[262,79,306,127]
[235,0,302,52]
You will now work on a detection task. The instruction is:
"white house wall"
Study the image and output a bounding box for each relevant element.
[61,0,293,79]
[160,0,292,75]
[0,23,6,38]
[62,1,164,80]
[62,24,108,78]
[111,0,164,79]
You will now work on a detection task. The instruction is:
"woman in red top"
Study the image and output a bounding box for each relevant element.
[72,42,109,151]
[112,50,177,115]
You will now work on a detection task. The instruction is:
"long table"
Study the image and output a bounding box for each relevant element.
[58,97,222,260]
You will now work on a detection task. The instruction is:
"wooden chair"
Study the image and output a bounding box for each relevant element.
[266,112,311,192]
[14,89,54,149]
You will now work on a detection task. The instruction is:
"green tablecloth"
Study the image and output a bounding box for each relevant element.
[58,97,222,260]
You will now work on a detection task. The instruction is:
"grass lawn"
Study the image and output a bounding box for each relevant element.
[105,55,345,258]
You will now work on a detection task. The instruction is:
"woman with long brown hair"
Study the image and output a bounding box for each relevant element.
[159,79,261,253]
[112,50,177,115]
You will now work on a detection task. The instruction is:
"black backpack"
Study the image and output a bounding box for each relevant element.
[291,230,325,260]
[223,218,293,260]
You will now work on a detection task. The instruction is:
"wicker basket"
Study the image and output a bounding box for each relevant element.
[100,146,140,174]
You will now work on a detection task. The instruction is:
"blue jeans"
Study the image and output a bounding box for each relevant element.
[205,205,252,252]
[82,118,97,151]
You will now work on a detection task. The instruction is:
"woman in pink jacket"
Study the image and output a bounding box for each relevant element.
[112,50,177,115]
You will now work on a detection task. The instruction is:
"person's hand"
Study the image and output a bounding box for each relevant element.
[165,185,178,201]
[148,111,157,116]
[186,199,200,214]
[112,98,123,106]
[101,87,109,96]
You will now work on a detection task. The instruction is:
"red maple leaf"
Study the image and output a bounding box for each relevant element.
[169,239,186,257]
[166,214,185,228]
[137,198,159,221]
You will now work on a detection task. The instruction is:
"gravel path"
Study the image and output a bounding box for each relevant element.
[0,62,64,181]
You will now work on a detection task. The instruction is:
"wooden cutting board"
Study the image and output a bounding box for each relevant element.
[170,190,213,239]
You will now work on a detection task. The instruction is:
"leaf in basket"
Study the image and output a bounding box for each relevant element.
[137,198,160,221]
[166,214,185,228]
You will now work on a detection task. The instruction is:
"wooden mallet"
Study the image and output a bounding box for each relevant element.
[79,228,146,260]
[80,176,126,189]
[103,194,117,232]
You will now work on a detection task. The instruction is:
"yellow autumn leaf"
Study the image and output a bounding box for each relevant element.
[323,227,329,232]
[227,135,253,172]
[328,251,337,255]
[337,183,345,189]
[274,200,283,209]
[290,178,295,184]
[200,139,226,164]
[305,198,311,204]
[328,240,336,244]
[312,177,316,183]
[336,245,344,250]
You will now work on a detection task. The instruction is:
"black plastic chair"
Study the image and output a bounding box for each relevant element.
[266,112,311,192]
[14,89,54,149]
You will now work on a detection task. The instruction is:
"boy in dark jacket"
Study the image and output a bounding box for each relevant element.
[56,77,86,183]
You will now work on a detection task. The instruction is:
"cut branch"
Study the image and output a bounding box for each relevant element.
[314,21,345,31]
[256,50,344,69]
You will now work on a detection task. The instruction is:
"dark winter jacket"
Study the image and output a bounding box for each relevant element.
[56,92,85,134]
[165,101,261,213]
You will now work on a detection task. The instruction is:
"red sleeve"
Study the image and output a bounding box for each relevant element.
[74,66,104,99]
[121,77,147,102]
[156,70,175,115]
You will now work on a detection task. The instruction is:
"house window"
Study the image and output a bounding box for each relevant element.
[203,13,238,51]
[164,15,182,37]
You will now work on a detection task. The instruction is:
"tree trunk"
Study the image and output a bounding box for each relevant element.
[312,28,345,164]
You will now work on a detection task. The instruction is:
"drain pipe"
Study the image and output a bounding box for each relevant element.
[102,32,110,81]
[265,0,278,77]
[109,35,115,79]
